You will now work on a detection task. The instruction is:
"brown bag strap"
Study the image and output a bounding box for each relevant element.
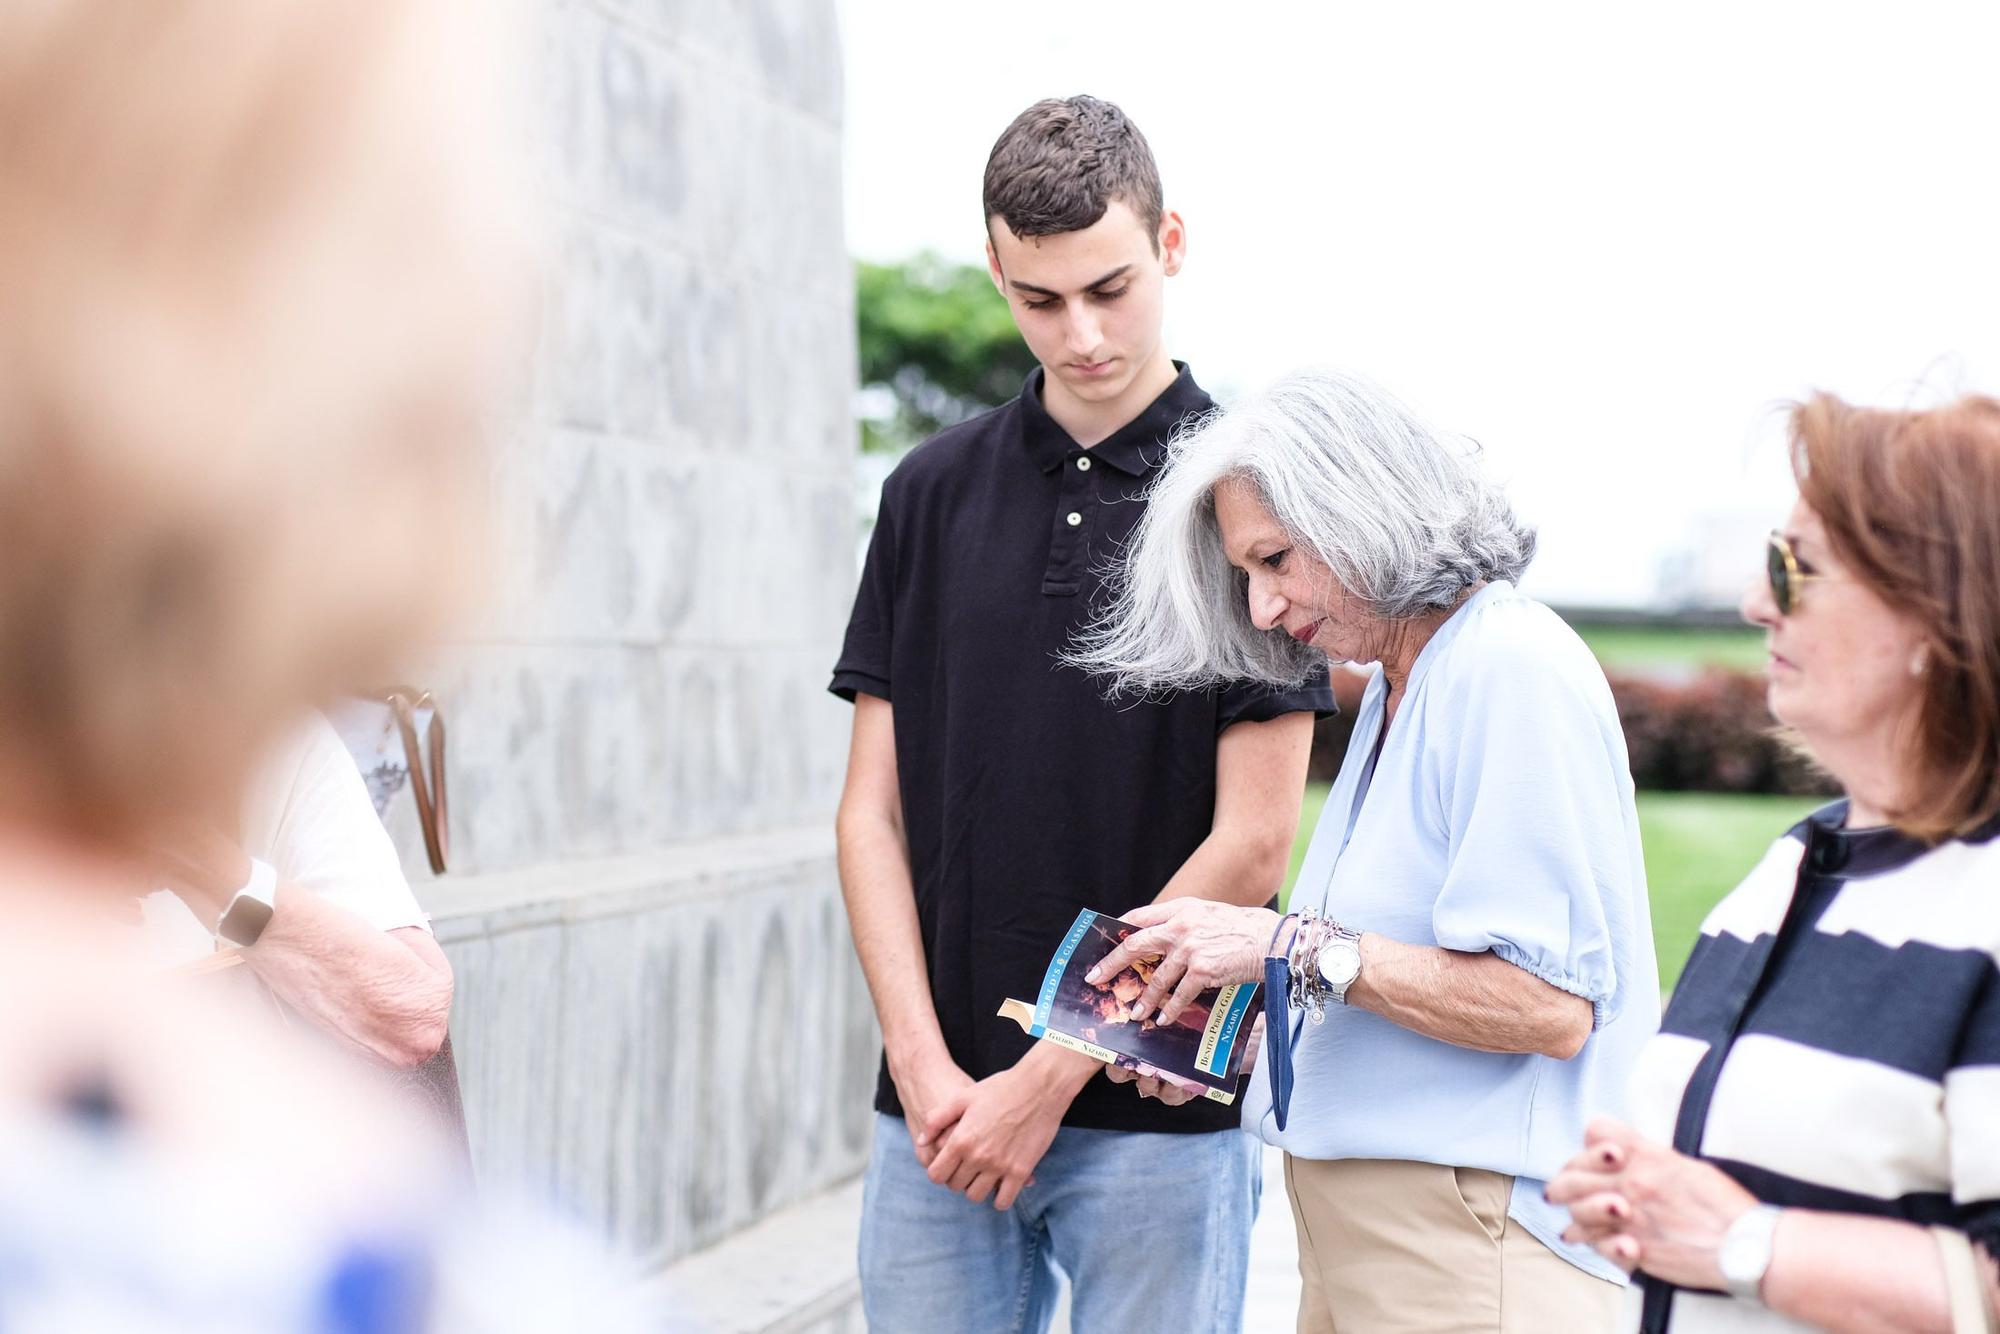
[385,688,449,875]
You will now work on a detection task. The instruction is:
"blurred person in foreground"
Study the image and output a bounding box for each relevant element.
[1071,369,1659,1332]
[1549,393,2000,1333]
[0,2,629,1328]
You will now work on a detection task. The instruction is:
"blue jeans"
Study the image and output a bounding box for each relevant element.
[858,1112,1260,1334]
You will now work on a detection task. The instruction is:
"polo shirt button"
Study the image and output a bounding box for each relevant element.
[1076,457,1091,471]
[1066,511,1082,527]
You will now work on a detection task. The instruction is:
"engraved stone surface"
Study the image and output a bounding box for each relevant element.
[414,4,870,1322]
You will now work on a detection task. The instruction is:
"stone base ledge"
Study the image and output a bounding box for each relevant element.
[423,825,836,941]
[646,1176,864,1334]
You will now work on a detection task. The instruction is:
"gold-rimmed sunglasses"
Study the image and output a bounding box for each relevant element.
[1765,531,1827,616]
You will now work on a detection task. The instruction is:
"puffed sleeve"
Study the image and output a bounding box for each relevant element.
[1425,631,1643,1030]
[1947,963,2000,1261]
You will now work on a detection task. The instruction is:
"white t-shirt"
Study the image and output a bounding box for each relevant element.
[140,713,432,965]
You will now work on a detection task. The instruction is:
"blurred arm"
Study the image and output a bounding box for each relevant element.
[164,834,451,1069]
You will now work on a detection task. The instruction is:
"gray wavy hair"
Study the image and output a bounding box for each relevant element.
[1070,368,1535,691]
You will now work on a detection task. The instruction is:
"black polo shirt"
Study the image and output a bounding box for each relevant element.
[831,364,1335,1134]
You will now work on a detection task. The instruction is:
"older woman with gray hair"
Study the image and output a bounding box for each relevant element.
[1072,369,1658,1333]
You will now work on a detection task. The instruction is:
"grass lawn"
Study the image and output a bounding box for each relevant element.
[1637,791,1823,989]
[1571,624,1768,674]
[1281,785,1824,994]
[1281,783,1330,906]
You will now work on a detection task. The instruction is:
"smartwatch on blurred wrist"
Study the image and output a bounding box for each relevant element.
[216,857,278,946]
[1718,1204,1782,1303]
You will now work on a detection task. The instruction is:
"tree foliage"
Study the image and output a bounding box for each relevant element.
[855,253,1036,453]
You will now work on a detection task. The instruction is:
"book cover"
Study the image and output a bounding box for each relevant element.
[997,908,1263,1105]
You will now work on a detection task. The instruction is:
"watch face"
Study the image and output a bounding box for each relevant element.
[1318,940,1361,987]
[1718,1206,1779,1297]
[219,896,275,947]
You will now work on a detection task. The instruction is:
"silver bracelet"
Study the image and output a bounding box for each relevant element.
[1283,907,1311,1016]
[1286,909,1336,1023]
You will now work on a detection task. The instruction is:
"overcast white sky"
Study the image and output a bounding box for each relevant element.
[836,1,2000,607]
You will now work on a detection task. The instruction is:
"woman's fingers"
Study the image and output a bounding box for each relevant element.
[1127,945,1192,1021]
[1119,901,1182,930]
[1545,1167,1619,1206]
[1584,1116,1639,1155]
[1150,964,1211,1027]
[1104,1062,1137,1084]
[1084,925,1173,987]
[1593,1233,1641,1273]
[1133,1071,1201,1106]
[1562,1119,1650,1187]
[1562,1190,1633,1232]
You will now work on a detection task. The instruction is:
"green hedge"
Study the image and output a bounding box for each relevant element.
[1608,669,1835,795]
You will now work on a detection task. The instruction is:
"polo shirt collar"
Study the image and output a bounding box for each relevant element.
[1018,362,1207,477]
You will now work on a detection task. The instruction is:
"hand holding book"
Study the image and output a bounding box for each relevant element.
[1103,1010,1266,1105]
[998,907,1267,1105]
[1083,898,1283,1025]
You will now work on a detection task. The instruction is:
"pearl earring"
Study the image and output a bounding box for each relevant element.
[1910,648,1929,677]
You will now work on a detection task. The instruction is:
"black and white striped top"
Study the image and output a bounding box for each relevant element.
[1624,801,2000,1333]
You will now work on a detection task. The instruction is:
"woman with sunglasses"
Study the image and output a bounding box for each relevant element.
[1068,368,1658,1332]
[1548,392,2000,1333]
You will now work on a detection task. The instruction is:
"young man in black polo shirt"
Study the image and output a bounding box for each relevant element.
[831,95,1332,1332]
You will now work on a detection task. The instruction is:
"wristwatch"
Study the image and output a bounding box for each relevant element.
[1316,924,1363,1004]
[216,857,278,947]
[1718,1204,1782,1302]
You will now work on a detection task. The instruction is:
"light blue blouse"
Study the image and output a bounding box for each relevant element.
[1241,582,1659,1282]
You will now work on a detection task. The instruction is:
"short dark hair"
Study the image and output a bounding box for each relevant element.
[983,95,1163,251]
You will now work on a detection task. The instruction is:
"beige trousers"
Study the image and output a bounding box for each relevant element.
[1284,1155,1622,1334]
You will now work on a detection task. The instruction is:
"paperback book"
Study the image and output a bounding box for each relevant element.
[997,908,1263,1105]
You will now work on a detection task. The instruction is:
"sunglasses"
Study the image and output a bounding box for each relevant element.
[1765,531,1826,616]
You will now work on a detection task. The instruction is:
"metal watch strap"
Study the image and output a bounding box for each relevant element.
[1320,924,1363,1004]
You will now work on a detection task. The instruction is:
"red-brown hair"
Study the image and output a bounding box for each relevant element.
[1791,391,2000,840]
